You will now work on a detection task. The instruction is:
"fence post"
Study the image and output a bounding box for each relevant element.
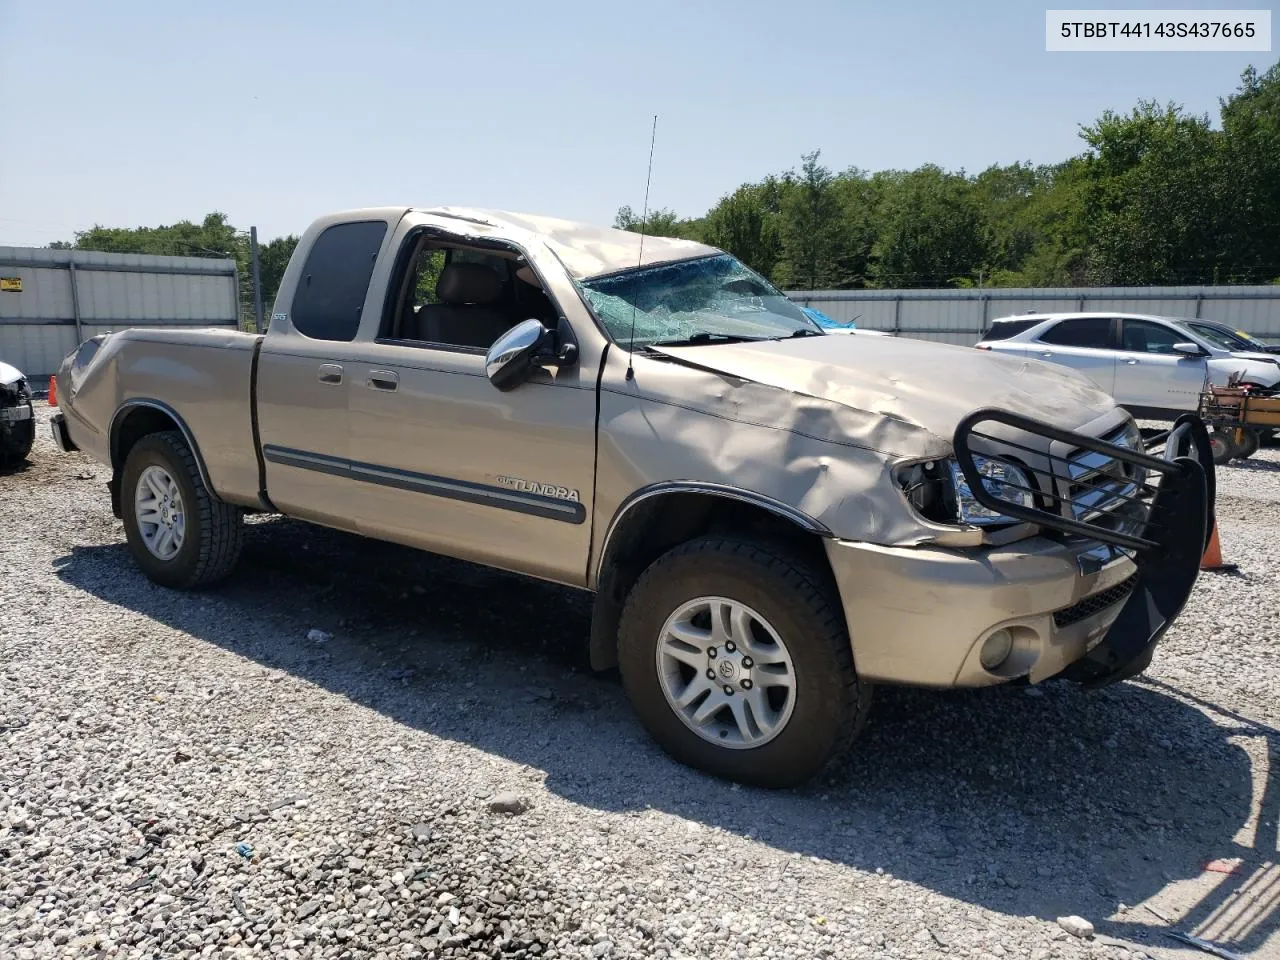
[67,261,84,344]
[893,295,902,335]
[250,226,264,334]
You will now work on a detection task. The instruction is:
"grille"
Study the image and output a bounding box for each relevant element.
[1061,426,1146,527]
[1053,574,1139,628]
[953,409,1212,556]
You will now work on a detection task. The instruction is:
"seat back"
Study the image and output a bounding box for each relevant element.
[414,262,513,348]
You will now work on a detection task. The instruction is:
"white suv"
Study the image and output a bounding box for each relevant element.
[976,312,1280,419]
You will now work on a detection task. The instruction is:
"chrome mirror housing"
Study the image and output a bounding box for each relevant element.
[485,319,550,391]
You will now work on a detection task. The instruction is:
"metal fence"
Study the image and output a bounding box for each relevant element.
[0,247,240,378]
[787,285,1280,346]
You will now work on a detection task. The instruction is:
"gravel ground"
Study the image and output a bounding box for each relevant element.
[2,403,1278,960]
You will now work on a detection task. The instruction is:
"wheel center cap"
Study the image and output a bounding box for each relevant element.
[717,659,739,682]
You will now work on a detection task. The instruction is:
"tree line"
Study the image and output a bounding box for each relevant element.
[617,62,1280,289]
[48,62,1279,294]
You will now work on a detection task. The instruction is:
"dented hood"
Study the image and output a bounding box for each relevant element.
[651,334,1120,450]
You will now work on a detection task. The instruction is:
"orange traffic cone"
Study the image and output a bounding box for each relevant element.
[1200,521,1238,573]
[48,376,57,407]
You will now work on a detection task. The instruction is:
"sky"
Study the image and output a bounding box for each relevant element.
[0,0,1275,246]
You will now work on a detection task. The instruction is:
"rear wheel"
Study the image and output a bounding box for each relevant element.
[121,431,243,588]
[1233,429,1261,461]
[617,536,870,787]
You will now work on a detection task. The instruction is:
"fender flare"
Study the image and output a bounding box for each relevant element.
[587,482,831,671]
[109,398,216,495]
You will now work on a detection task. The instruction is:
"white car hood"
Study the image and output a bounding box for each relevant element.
[0,360,25,386]
[652,333,1120,448]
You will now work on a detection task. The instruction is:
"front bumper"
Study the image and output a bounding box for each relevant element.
[0,401,32,424]
[825,536,1139,687]
[828,411,1214,690]
[1,398,35,449]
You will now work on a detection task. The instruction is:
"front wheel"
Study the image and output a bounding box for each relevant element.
[617,537,870,787]
[121,431,244,589]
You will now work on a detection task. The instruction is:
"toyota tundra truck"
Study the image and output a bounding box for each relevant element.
[49,207,1215,786]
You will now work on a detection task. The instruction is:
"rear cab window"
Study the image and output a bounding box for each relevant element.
[290,221,389,342]
[1037,317,1114,349]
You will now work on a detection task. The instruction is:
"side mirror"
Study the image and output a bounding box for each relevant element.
[1172,342,1206,357]
[484,319,578,391]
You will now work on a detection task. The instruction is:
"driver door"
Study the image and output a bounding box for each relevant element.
[342,237,597,587]
[1113,318,1207,412]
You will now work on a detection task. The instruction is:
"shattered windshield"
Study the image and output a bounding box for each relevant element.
[578,254,821,348]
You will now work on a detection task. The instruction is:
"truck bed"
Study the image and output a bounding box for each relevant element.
[58,327,265,508]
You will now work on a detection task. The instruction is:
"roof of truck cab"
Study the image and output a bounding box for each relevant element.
[413,206,722,280]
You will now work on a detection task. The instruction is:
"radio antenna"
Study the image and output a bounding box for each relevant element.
[625,114,658,381]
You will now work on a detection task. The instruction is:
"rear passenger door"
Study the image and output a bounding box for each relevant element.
[256,219,389,528]
[1029,317,1118,395]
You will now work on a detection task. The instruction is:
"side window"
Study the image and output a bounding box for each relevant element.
[1121,319,1185,354]
[390,239,560,350]
[1038,317,1113,349]
[981,318,1042,341]
[291,221,388,342]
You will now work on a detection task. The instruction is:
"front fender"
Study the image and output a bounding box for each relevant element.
[1208,357,1280,388]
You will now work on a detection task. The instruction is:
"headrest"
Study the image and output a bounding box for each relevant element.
[515,264,541,288]
[436,262,502,304]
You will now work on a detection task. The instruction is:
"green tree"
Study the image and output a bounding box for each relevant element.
[1078,102,1222,284]
[256,234,299,307]
[1219,64,1280,282]
[774,151,845,289]
[700,184,782,279]
[871,165,986,287]
[613,205,696,239]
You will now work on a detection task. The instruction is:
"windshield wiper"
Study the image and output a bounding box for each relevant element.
[647,333,770,347]
[783,328,825,338]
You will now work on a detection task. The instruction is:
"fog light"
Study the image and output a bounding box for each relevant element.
[980,628,1014,670]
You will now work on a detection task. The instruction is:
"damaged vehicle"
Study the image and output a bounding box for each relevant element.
[1,359,35,468]
[49,208,1215,786]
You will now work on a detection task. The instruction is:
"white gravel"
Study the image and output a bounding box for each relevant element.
[2,403,1278,960]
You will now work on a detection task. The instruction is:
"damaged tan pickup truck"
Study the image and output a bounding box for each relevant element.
[51,208,1217,786]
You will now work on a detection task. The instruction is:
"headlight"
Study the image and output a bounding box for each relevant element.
[947,456,1034,526]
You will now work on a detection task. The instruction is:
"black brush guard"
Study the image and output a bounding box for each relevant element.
[953,411,1215,688]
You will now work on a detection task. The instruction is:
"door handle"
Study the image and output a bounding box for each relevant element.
[1125,358,1139,364]
[1039,351,1053,357]
[318,363,343,384]
[368,370,399,391]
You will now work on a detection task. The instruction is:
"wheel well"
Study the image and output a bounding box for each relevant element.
[109,405,200,518]
[588,492,831,671]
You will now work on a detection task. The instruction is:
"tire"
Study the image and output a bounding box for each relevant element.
[617,536,870,788]
[120,430,244,589]
[1233,429,1260,461]
[0,402,35,468]
[1209,430,1234,465]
